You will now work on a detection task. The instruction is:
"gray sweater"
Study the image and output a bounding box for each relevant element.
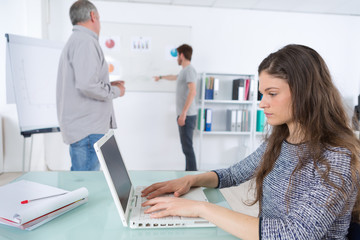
[214,141,357,239]
[57,26,120,144]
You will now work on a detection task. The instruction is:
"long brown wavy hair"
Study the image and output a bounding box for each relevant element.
[252,44,360,222]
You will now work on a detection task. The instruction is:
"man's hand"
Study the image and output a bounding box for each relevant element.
[111,80,125,97]
[177,113,186,126]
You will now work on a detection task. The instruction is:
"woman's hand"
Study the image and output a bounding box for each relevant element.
[142,197,206,218]
[143,196,259,240]
[141,176,194,199]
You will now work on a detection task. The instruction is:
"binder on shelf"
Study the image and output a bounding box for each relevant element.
[205,89,213,100]
[209,77,214,90]
[205,77,214,100]
[257,81,263,101]
[236,110,242,132]
[226,109,236,132]
[232,78,245,100]
[249,78,255,100]
[243,110,250,132]
[205,108,212,131]
[213,78,219,100]
[244,79,251,100]
[234,109,251,132]
[256,109,265,132]
[197,109,205,131]
[0,180,88,230]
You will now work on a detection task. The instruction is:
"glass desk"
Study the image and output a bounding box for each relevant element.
[0,171,241,240]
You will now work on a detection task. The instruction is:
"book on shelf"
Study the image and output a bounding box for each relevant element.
[0,180,88,230]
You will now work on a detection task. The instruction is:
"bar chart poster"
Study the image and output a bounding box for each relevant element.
[100,23,192,92]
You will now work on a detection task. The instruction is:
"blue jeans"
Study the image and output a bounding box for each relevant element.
[178,115,197,171]
[69,134,104,171]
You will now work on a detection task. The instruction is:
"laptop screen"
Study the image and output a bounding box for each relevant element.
[99,135,132,212]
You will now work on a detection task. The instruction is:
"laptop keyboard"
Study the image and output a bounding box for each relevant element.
[131,187,212,228]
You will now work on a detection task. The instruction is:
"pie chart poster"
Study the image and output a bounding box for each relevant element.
[100,23,191,92]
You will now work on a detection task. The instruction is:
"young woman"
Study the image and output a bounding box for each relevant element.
[141,44,360,239]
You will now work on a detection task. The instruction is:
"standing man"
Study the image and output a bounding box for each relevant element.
[154,44,198,171]
[57,0,125,171]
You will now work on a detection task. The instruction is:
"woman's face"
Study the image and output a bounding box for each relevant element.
[258,71,293,128]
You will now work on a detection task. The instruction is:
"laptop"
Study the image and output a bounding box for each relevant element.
[93,130,215,229]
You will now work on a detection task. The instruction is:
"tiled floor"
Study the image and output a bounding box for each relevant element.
[0,172,258,216]
[220,180,259,217]
[0,172,23,186]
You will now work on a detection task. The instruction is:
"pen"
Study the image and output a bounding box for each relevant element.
[20,192,67,204]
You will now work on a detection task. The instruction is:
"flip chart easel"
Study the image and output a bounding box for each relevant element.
[5,33,63,171]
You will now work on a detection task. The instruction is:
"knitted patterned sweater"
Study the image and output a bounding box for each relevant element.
[214,141,357,239]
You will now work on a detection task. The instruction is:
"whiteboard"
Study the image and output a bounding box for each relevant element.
[99,23,192,92]
[6,34,63,136]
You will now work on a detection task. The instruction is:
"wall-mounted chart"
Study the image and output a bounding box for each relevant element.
[99,23,192,92]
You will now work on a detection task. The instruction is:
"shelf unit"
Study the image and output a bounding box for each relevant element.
[197,73,260,169]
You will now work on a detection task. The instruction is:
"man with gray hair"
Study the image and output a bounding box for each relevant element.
[57,0,125,171]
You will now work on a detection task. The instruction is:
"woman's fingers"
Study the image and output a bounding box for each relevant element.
[142,197,169,207]
[141,177,193,199]
[142,197,201,219]
[141,182,166,197]
[143,198,173,218]
[146,188,169,199]
[174,185,190,197]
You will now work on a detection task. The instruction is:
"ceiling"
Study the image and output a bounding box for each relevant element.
[98,0,360,16]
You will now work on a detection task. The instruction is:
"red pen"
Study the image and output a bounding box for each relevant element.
[20,192,67,204]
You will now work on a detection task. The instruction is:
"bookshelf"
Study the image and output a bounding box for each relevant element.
[197,72,264,169]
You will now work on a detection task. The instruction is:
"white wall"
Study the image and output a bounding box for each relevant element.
[0,116,3,173]
[1,0,360,171]
[0,0,49,172]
